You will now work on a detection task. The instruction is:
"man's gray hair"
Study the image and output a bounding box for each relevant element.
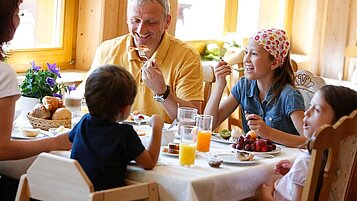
[127,0,170,16]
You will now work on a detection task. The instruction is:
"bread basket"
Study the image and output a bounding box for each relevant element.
[27,114,71,131]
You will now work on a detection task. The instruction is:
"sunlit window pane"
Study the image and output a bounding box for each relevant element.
[236,0,286,39]
[175,0,225,40]
[10,0,64,50]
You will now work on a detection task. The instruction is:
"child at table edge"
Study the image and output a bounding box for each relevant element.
[204,28,306,147]
[260,85,357,201]
[69,64,163,191]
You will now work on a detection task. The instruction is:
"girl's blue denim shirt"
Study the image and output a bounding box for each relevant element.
[231,77,305,135]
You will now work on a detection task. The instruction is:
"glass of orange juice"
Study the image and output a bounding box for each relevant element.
[179,125,197,167]
[196,115,213,152]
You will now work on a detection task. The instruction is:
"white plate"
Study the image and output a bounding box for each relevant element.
[211,133,234,144]
[160,146,179,157]
[161,151,179,157]
[219,154,260,165]
[11,132,48,140]
[11,128,54,140]
[123,114,150,125]
[243,146,282,155]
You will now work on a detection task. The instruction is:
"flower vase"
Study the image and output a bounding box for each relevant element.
[18,96,40,123]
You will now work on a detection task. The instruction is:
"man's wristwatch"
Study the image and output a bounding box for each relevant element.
[153,85,170,102]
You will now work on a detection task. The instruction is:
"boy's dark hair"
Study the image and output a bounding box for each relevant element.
[319,85,357,123]
[84,64,137,121]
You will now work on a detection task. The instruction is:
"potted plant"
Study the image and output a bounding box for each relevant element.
[18,61,76,120]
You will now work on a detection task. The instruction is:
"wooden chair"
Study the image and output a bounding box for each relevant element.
[294,70,326,110]
[302,109,357,201]
[15,153,159,201]
[201,64,215,112]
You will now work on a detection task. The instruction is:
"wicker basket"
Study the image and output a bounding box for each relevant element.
[27,114,71,131]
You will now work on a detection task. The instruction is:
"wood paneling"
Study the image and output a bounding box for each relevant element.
[319,0,350,79]
[74,0,178,70]
[75,0,104,70]
[292,0,357,80]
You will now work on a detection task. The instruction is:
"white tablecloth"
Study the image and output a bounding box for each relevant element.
[126,142,301,201]
[0,124,302,201]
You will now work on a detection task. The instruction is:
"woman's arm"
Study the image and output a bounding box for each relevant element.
[0,95,72,161]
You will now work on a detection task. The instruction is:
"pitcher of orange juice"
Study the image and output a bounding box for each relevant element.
[179,125,197,167]
[196,115,213,152]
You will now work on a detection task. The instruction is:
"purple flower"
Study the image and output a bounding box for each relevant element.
[68,84,76,92]
[46,77,56,87]
[30,60,41,71]
[53,93,63,98]
[47,63,61,78]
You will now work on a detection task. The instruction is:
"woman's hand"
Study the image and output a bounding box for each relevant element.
[214,60,231,85]
[274,160,292,176]
[52,132,72,150]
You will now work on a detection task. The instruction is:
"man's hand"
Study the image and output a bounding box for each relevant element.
[142,59,167,95]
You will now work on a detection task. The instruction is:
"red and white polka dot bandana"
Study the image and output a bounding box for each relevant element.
[252,28,290,66]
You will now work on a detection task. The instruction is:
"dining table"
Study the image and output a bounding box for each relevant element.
[1,122,303,201]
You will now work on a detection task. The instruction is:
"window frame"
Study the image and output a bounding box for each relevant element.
[7,0,78,73]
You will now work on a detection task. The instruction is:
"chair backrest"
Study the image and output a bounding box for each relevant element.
[302,109,357,201]
[294,70,326,110]
[201,64,215,112]
[15,153,159,201]
[290,59,298,72]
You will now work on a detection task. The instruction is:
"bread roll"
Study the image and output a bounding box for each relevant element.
[168,142,180,150]
[22,128,40,137]
[42,96,63,113]
[29,103,51,119]
[52,108,71,120]
[236,151,254,161]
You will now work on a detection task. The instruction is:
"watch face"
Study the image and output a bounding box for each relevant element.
[154,95,164,102]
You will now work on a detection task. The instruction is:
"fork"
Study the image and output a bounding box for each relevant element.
[138,50,149,61]
[167,118,178,130]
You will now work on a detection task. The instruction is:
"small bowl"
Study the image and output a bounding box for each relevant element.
[206,153,223,168]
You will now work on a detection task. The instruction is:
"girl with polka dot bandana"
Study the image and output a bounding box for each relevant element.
[204,28,306,147]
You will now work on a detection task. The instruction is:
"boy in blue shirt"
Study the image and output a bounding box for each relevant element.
[69,64,163,191]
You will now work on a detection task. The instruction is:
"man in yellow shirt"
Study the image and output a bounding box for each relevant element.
[80,0,203,123]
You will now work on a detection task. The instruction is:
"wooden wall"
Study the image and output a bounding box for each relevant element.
[74,0,357,80]
[292,0,357,80]
[75,0,177,71]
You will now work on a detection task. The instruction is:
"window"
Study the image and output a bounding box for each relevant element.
[175,0,291,43]
[11,0,63,49]
[175,0,226,41]
[7,0,77,73]
[236,0,287,38]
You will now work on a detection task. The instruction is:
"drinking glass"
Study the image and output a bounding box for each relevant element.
[81,98,89,114]
[196,115,213,152]
[64,93,82,114]
[177,107,197,137]
[64,93,83,128]
[179,125,197,167]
